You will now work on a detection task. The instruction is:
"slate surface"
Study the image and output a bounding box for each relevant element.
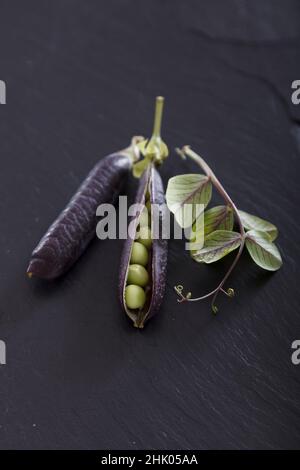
[0,0,300,450]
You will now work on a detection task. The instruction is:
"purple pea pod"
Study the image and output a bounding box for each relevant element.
[119,164,168,328]
[27,140,141,280]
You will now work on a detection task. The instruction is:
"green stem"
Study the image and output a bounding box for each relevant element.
[152,96,164,138]
[136,96,168,168]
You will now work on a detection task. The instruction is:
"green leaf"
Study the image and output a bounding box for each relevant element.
[166,174,212,228]
[133,157,150,178]
[194,205,233,237]
[245,230,282,271]
[204,205,234,234]
[137,137,169,161]
[190,206,234,251]
[192,230,242,264]
[137,139,149,156]
[239,210,278,241]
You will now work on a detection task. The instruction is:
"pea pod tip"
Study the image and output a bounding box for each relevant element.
[26,257,53,280]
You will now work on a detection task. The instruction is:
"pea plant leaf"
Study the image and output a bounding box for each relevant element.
[245,230,282,271]
[190,205,234,249]
[166,174,212,228]
[192,230,242,264]
[239,210,278,241]
[203,205,234,235]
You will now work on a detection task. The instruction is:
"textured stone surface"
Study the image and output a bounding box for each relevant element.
[0,0,299,449]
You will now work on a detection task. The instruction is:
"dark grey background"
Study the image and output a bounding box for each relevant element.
[0,0,300,450]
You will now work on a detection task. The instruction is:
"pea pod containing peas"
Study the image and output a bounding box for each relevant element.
[119,97,168,328]
[27,95,169,329]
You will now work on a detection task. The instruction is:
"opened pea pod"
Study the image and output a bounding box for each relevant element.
[119,97,168,328]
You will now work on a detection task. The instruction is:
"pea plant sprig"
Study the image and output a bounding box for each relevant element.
[166,146,283,313]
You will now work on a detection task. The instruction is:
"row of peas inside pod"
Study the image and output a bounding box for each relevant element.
[125,192,152,310]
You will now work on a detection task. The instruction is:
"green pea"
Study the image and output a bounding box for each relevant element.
[130,242,149,266]
[127,264,149,287]
[125,285,146,309]
[139,207,150,227]
[137,226,152,249]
